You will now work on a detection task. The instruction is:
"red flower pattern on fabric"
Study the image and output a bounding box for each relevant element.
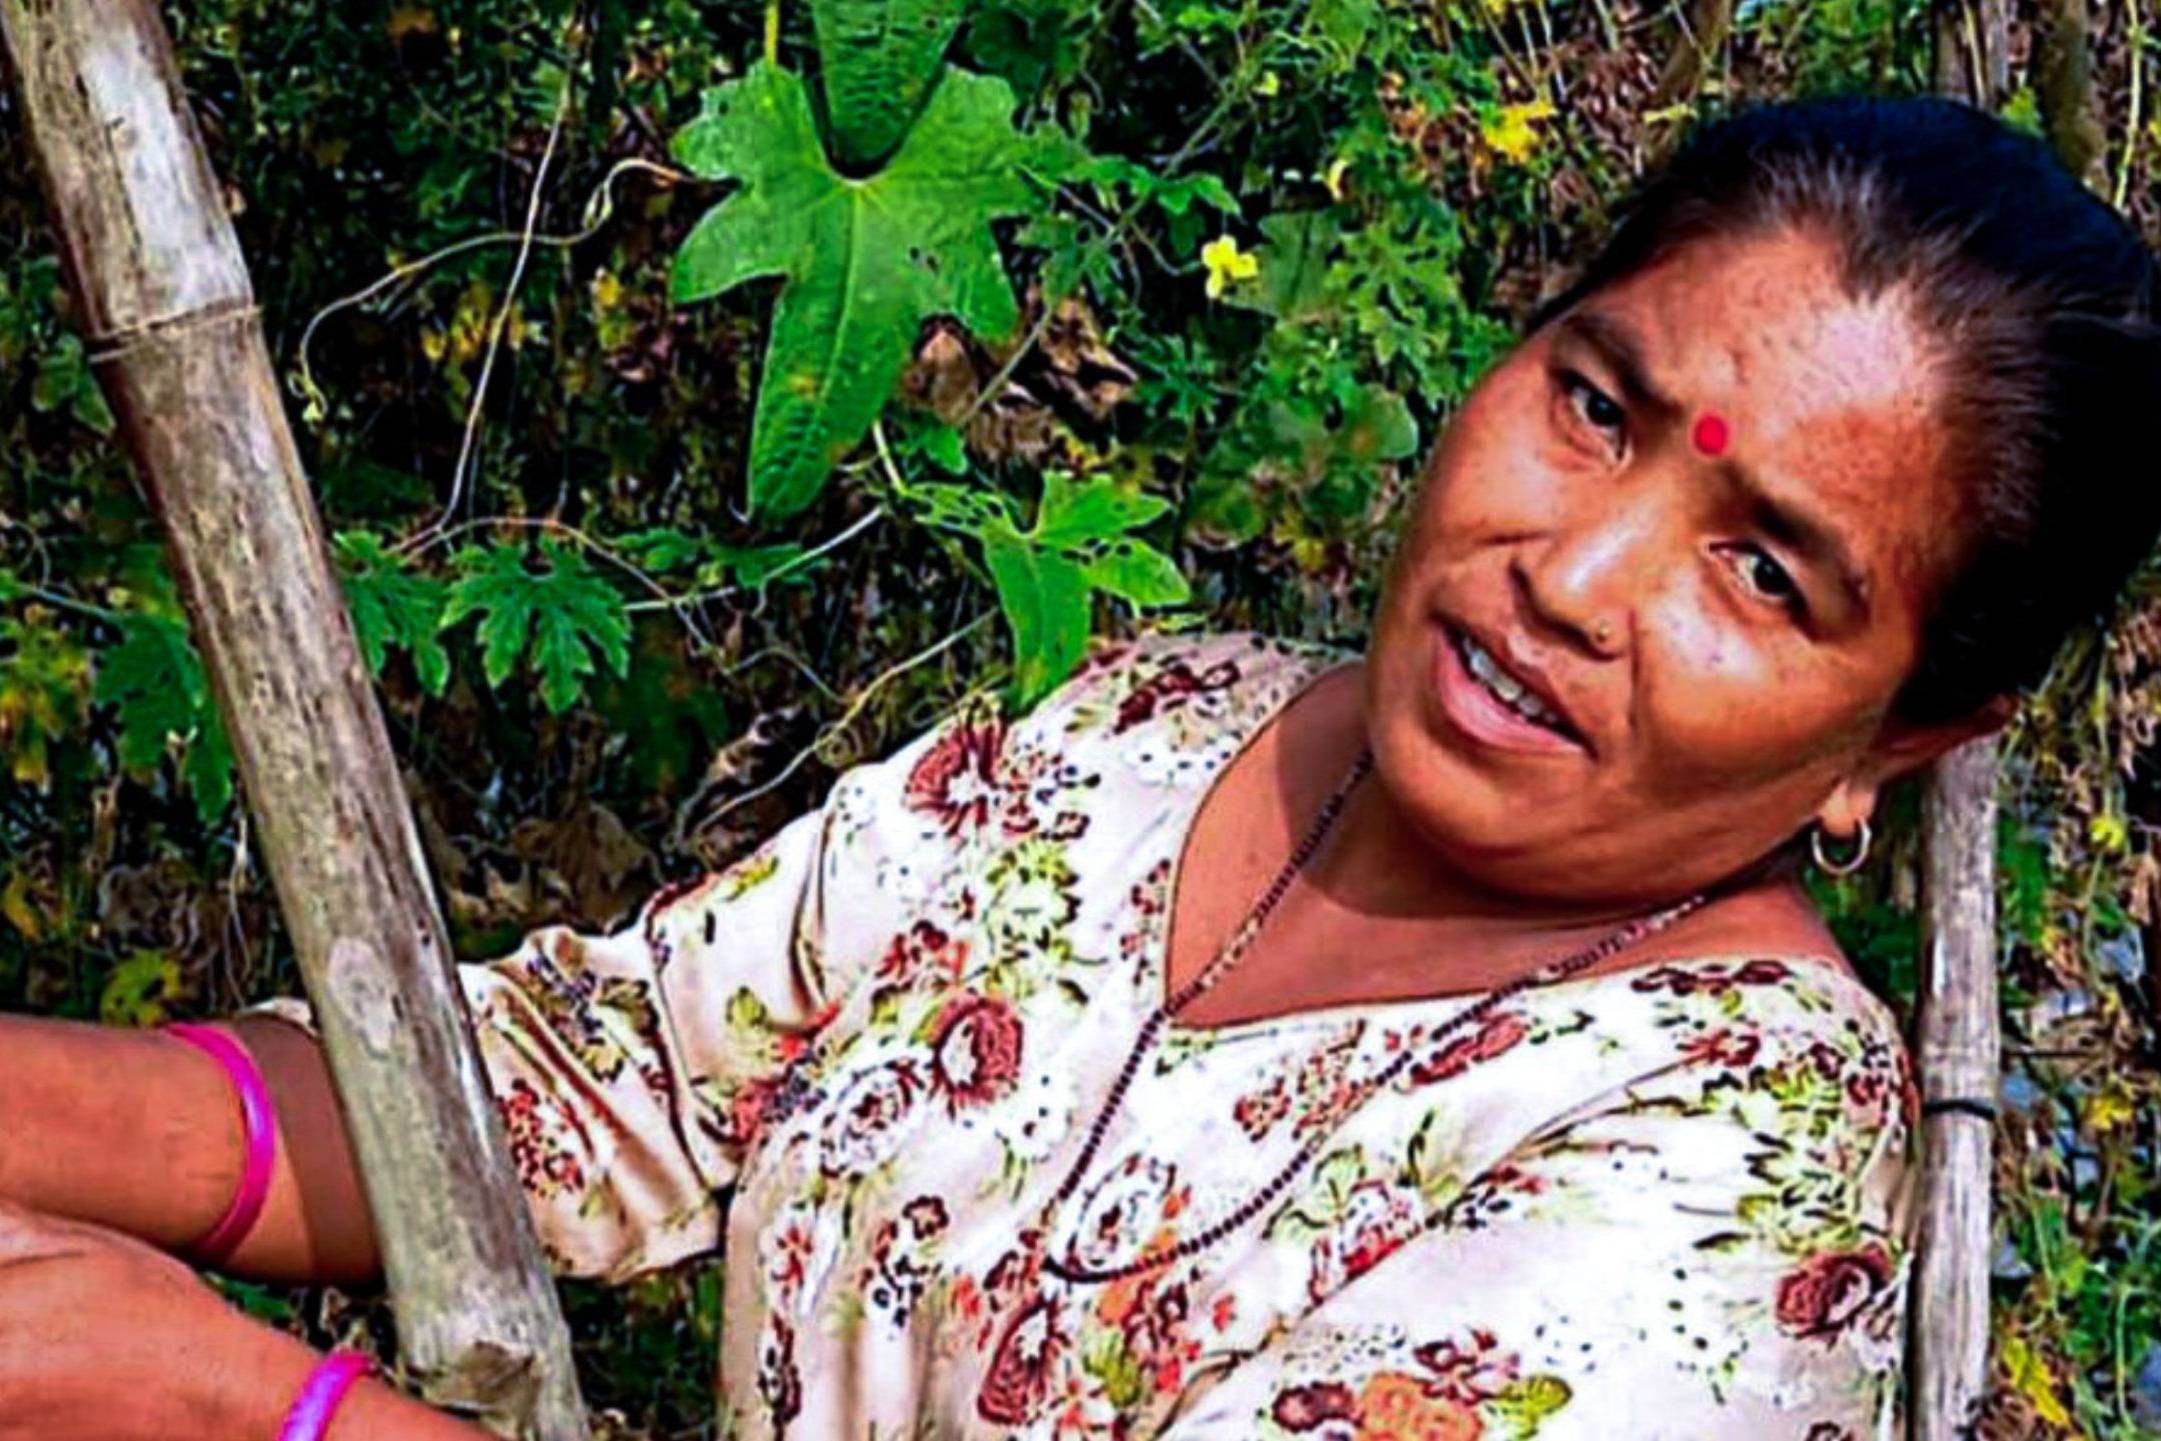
[931,993,1025,1109]
[905,715,1007,835]
[1775,1244,1896,1340]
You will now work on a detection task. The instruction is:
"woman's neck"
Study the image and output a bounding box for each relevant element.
[1280,660,1820,971]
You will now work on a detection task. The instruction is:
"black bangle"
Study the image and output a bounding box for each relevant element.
[1921,1097,1998,1123]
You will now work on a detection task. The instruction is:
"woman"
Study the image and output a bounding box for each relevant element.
[4,94,2157,1441]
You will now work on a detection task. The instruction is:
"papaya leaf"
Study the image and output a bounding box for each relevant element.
[670,63,1034,521]
[335,530,451,696]
[810,0,972,169]
[438,538,632,715]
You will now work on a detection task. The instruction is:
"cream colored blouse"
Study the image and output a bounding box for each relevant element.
[263,630,1914,1440]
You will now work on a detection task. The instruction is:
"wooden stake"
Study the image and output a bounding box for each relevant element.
[0,3,590,1436]
[1912,737,1999,1441]
[1907,13,2014,1439]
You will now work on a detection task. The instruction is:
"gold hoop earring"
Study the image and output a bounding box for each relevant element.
[1811,818,1872,876]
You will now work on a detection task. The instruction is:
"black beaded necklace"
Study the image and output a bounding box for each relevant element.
[1038,743,1709,1285]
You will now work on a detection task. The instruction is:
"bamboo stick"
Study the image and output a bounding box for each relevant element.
[1907,12,2014,1439]
[1912,737,1999,1441]
[0,3,589,1436]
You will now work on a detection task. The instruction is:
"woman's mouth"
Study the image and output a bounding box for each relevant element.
[1431,623,1589,756]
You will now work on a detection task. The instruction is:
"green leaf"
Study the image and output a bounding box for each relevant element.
[670,64,1034,520]
[335,531,451,695]
[922,470,1188,703]
[922,422,968,474]
[615,526,709,573]
[709,543,815,592]
[1336,382,1417,464]
[911,482,1020,537]
[1306,0,1377,63]
[1080,538,1187,608]
[438,538,632,714]
[1241,210,1341,323]
[982,525,1090,707]
[31,334,114,436]
[90,613,233,823]
[99,948,184,1027]
[809,0,972,168]
[1033,470,1171,547]
[0,613,91,789]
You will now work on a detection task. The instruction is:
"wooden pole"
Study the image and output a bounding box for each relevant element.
[1908,11,2013,1440]
[1912,738,1999,1441]
[1910,12,2115,1435]
[0,4,590,1437]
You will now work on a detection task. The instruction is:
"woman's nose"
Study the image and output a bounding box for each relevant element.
[1510,492,1660,659]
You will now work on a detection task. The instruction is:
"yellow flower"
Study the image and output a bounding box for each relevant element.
[1201,235,1259,299]
[1324,157,1351,202]
[1481,96,1557,164]
[2087,1082,2135,1134]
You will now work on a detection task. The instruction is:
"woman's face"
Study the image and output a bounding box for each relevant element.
[1365,225,1992,906]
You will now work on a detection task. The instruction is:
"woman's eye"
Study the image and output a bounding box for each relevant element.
[1723,543,1805,614]
[1558,370,1625,448]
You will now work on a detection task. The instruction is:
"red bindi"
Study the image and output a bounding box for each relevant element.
[1691,412,1731,457]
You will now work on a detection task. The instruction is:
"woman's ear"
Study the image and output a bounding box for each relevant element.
[1814,693,2017,835]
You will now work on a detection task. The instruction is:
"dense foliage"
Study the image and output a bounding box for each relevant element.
[2,0,2158,1433]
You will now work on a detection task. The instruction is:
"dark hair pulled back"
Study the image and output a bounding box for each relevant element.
[1524,95,2161,725]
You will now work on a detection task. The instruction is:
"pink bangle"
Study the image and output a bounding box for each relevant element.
[277,1350,376,1441]
[160,1021,277,1268]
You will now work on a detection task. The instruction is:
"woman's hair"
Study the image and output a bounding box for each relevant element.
[1523,95,2161,725]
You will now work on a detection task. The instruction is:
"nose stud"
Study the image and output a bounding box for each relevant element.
[1592,618,1614,647]
[1691,411,1732,458]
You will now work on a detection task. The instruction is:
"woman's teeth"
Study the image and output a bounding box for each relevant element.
[1457,634,1565,731]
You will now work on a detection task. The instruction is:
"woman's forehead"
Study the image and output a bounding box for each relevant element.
[1593,230,1942,436]
[1556,231,1958,598]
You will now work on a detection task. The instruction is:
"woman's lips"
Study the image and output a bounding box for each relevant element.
[1430,623,1588,756]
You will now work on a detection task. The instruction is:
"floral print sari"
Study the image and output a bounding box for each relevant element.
[259,630,1915,1440]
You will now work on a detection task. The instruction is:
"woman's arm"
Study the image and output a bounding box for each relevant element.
[0,1197,478,1441]
[0,1012,379,1285]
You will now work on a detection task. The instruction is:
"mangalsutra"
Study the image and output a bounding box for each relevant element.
[1035,745,1709,1285]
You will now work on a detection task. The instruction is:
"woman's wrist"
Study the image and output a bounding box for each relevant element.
[213,1326,493,1441]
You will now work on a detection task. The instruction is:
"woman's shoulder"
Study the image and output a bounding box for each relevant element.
[1609,949,1917,1147]
[1021,627,1353,748]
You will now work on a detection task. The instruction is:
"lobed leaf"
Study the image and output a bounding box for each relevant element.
[670,63,1034,520]
[439,539,632,714]
[810,0,972,169]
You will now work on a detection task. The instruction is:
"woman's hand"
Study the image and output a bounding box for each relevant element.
[0,1195,316,1441]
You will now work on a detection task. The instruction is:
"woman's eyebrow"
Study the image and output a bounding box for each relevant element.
[1556,308,1872,620]
[1733,474,1874,620]
[1555,310,1681,417]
